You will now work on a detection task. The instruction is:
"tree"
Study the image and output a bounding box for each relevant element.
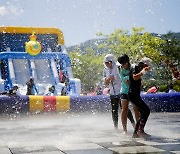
[99,27,164,62]
[160,32,180,80]
[69,48,104,93]
[98,27,180,90]
[68,27,180,93]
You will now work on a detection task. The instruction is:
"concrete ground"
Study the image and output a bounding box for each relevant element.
[0,111,179,154]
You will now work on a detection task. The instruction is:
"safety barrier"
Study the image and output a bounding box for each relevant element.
[0,92,179,114]
[0,95,70,114]
[0,95,29,114]
[142,92,180,112]
[70,95,110,112]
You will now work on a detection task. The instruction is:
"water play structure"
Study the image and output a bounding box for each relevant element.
[0,26,81,95]
[0,26,179,114]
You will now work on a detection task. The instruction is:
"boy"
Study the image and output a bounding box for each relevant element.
[129,59,151,138]
[118,54,139,134]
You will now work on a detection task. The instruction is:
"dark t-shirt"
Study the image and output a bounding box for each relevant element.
[26,81,36,95]
[129,66,141,95]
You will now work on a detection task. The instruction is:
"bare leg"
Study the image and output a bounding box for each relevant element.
[121,99,129,134]
[132,104,140,122]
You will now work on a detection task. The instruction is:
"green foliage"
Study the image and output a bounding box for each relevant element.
[161,32,180,64]
[159,85,167,92]
[69,48,104,92]
[173,80,180,92]
[174,85,180,92]
[99,27,165,63]
[68,27,180,93]
[158,81,180,92]
[99,27,180,89]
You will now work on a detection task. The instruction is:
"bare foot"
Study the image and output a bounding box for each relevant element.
[114,126,118,132]
[122,130,127,135]
[132,122,136,128]
[132,133,139,138]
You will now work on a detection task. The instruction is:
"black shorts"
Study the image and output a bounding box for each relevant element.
[110,94,120,99]
[120,94,129,100]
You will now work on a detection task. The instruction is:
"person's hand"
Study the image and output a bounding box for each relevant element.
[144,66,150,71]
[141,66,150,75]
[105,78,111,85]
[109,75,114,81]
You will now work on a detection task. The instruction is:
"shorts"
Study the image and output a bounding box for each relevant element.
[110,94,120,99]
[120,93,129,100]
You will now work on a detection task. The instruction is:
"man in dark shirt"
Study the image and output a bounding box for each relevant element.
[129,61,151,138]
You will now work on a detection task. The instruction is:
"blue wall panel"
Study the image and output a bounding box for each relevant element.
[0,95,29,114]
[142,92,180,112]
[70,95,111,112]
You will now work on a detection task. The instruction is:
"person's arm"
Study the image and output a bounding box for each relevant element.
[133,72,143,81]
[105,75,115,85]
[34,85,38,94]
[133,66,150,81]
[103,69,111,85]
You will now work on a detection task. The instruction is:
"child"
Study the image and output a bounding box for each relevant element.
[0,85,19,96]
[118,54,140,134]
[45,85,57,96]
[61,78,70,96]
[129,59,151,138]
[26,77,38,95]
[103,54,135,130]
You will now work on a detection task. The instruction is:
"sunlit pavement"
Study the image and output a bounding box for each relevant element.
[0,112,179,154]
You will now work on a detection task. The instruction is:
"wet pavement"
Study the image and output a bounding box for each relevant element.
[0,112,179,154]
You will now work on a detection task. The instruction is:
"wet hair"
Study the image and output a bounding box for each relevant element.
[49,85,55,92]
[13,85,18,90]
[118,54,129,65]
[30,77,34,82]
[138,62,144,71]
